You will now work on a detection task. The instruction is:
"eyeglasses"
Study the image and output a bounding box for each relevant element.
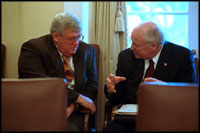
[131,42,152,49]
[64,35,84,43]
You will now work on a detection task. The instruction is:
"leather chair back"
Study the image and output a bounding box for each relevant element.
[2,78,67,131]
[194,57,199,81]
[136,82,198,131]
[192,49,199,82]
[1,44,6,78]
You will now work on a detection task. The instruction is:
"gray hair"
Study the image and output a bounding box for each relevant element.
[50,12,82,36]
[141,22,165,45]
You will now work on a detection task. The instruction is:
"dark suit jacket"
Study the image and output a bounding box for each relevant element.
[105,41,197,105]
[18,34,98,105]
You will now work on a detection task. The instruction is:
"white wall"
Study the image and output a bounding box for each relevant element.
[2,2,64,78]
[64,2,82,20]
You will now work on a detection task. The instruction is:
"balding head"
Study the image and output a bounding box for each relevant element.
[130,22,164,59]
[132,22,164,46]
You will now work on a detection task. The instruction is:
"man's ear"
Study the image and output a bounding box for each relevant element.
[151,42,158,50]
[52,32,60,43]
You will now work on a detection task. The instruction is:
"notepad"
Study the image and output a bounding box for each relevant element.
[116,104,138,115]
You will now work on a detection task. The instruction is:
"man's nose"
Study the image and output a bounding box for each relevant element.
[73,39,79,45]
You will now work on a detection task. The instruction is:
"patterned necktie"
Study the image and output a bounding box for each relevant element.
[144,59,154,78]
[62,55,74,83]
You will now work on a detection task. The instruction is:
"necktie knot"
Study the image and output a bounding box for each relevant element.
[144,59,154,78]
[149,59,154,65]
[62,55,69,61]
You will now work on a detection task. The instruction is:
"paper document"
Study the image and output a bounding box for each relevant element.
[116,104,138,115]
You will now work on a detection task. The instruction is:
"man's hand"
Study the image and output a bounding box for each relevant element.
[144,77,165,83]
[106,73,126,93]
[75,94,96,114]
[136,77,166,96]
[66,104,75,118]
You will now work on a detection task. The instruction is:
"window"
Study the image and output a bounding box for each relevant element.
[126,2,196,49]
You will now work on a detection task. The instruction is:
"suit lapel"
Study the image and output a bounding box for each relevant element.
[154,42,171,80]
[73,43,83,90]
[48,35,65,77]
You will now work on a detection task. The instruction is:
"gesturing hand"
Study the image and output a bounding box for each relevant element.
[106,73,126,93]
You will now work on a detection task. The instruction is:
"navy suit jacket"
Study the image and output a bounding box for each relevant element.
[18,34,98,105]
[105,41,197,105]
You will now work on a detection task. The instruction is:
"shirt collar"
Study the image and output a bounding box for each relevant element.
[145,46,163,67]
[152,46,163,66]
[54,43,72,60]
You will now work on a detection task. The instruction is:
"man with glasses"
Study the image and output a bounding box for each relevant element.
[104,22,197,132]
[18,12,97,131]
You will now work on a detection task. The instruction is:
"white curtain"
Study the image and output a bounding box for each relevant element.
[89,2,127,131]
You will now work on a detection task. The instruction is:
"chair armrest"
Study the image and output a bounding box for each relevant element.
[80,107,91,113]
[103,101,116,130]
[79,107,90,131]
[79,107,96,132]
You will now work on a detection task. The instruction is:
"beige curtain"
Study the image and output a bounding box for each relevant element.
[89,2,127,131]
